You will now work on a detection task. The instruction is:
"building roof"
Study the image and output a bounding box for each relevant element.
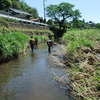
[30,18,40,21]
[9,8,32,16]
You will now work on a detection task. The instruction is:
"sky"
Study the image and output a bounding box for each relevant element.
[24,0,100,23]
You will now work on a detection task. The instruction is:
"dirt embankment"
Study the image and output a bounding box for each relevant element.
[47,44,67,69]
[47,44,100,100]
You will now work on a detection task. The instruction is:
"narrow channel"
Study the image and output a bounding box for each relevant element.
[0,43,73,100]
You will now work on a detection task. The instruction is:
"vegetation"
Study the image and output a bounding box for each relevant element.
[0,1,100,99]
[0,17,54,63]
[0,30,29,63]
[0,0,12,10]
[96,23,100,29]
[46,2,81,38]
[0,0,39,18]
[0,28,53,63]
[61,29,100,100]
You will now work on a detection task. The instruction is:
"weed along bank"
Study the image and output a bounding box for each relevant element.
[0,17,53,63]
[61,29,100,100]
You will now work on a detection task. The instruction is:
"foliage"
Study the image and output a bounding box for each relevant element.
[0,17,8,27]
[72,19,87,29]
[0,0,12,10]
[30,30,54,36]
[96,23,100,29]
[0,0,39,18]
[46,2,81,38]
[20,0,39,18]
[12,0,21,9]
[33,35,47,43]
[62,29,100,100]
[0,30,29,62]
[0,17,20,25]
[47,19,53,25]
[62,29,100,55]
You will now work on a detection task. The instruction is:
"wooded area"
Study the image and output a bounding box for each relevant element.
[0,0,39,18]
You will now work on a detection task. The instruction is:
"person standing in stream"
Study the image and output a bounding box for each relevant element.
[29,36,35,52]
[47,35,56,53]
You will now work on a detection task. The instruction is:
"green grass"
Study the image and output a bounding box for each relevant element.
[33,35,47,43]
[62,29,100,55]
[62,29,100,100]
[0,30,30,62]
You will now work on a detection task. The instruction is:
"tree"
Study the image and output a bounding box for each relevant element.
[0,0,12,10]
[46,2,81,38]
[47,19,54,25]
[29,8,39,18]
[20,0,39,18]
[96,23,100,29]
[12,0,21,9]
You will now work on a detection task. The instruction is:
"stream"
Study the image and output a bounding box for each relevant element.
[0,43,74,100]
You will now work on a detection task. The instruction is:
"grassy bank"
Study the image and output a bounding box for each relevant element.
[0,29,52,63]
[62,29,100,100]
[0,17,54,63]
[0,30,30,63]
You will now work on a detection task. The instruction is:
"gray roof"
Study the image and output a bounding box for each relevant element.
[9,8,32,16]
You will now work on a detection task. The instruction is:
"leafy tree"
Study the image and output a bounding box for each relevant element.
[96,23,100,29]
[46,2,81,38]
[72,19,87,29]
[28,8,39,18]
[0,0,12,10]
[47,19,54,25]
[20,0,39,18]
[11,0,21,9]
[0,0,39,18]
[20,0,28,11]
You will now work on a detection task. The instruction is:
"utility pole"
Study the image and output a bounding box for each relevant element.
[43,0,46,23]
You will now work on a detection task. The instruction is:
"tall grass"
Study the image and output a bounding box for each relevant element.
[0,30,30,62]
[62,29,100,100]
[62,29,100,55]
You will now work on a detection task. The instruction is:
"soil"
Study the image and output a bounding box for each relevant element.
[47,44,100,100]
[47,44,67,69]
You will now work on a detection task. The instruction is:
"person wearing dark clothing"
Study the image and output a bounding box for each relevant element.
[47,40,54,53]
[29,36,35,52]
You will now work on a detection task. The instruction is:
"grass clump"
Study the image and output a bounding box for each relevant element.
[61,29,100,100]
[0,30,30,63]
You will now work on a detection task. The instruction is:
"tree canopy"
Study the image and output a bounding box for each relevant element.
[46,2,81,37]
[46,2,81,28]
[0,0,12,10]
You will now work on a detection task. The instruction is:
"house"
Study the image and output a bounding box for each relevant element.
[9,8,32,20]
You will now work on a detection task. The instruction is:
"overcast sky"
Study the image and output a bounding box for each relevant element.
[24,0,100,23]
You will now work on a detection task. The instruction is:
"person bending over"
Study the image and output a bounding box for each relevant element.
[47,40,54,53]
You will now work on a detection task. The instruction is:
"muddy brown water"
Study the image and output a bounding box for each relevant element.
[0,43,74,100]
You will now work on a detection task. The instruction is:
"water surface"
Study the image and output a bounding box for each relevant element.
[0,43,73,100]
